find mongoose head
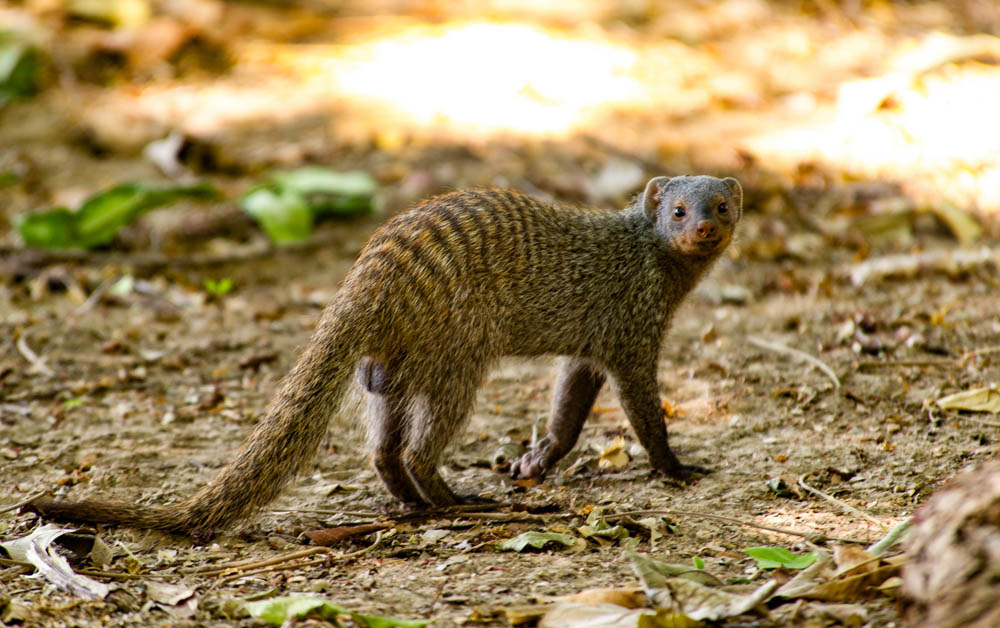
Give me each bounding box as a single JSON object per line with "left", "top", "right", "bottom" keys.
{"left": 641, "top": 175, "right": 742, "bottom": 258}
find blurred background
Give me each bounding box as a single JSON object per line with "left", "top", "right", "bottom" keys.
{"left": 2, "top": 0, "right": 999, "bottom": 256}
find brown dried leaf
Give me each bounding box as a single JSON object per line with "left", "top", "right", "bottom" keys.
{"left": 832, "top": 544, "right": 877, "bottom": 577}
{"left": 559, "top": 588, "right": 648, "bottom": 609}
{"left": 303, "top": 522, "right": 390, "bottom": 547}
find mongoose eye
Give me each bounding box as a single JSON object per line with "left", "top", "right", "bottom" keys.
{"left": 673, "top": 206, "right": 686, "bottom": 218}
{"left": 718, "top": 203, "right": 728, "bottom": 214}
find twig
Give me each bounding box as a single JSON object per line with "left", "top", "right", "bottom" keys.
{"left": 601, "top": 509, "right": 865, "bottom": 545}
{"left": 798, "top": 473, "right": 888, "bottom": 530}
{"left": 212, "top": 531, "right": 385, "bottom": 588}
{"left": 747, "top": 336, "right": 840, "bottom": 389}
{"left": 0, "top": 558, "right": 34, "bottom": 568}
{"left": 216, "top": 557, "right": 329, "bottom": 587}
{"left": 857, "top": 359, "right": 958, "bottom": 369}
{"left": 68, "top": 277, "right": 114, "bottom": 321}
{"left": 77, "top": 570, "right": 147, "bottom": 580}
{"left": 182, "top": 547, "right": 334, "bottom": 576}
{"left": 962, "top": 346, "right": 1000, "bottom": 366}
{"left": 0, "top": 491, "right": 48, "bottom": 515}
{"left": 16, "top": 334, "right": 55, "bottom": 377}
{"left": 832, "top": 551, "right": 904, "bottom": 579}
{"left": 867, "top": 517, "right": 913, "bottom": 555}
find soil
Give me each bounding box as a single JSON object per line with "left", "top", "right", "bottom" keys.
{"left": 2, "top": 2, "right": 999, "bottom": 627}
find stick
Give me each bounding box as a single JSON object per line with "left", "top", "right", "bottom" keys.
{"left": 867, "top": 517, "right": 913, "bottom": 555}
{"left": 748, "top": 336, "right": 840, "bottom": 389}
{"left": 798, "top": 473, "right": 888, "bottom": 530}
{"left": 182, "top": 547, "right": 334, "bottom": 576}
{"left": 0, "top": 491, "right": 48, "bottom": 515}
{"left": 602, "top": 509, "right": 865, "bottom": 545}
{"left": 857, "top": 359, "right": 958, "bottom": 369}
{"left": 16, "top": 334, "right": 55, "bottom": 377}
{"left": 216, "top": 557, "right": 329, "bottom": 587}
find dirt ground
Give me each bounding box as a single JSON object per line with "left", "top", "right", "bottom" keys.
{"left": 2, "top": 1, "right": 1000, "bottom": 627}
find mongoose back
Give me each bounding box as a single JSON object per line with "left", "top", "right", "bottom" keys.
{"left": 30, "top": 175, "right": 742, "bottom": 535}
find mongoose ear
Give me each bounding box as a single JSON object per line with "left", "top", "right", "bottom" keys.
{"left": 642, "top": 176, "right": 672, "bottom": 221}
{"left": 722, "top": 177, "right": 743, "bottom": 219}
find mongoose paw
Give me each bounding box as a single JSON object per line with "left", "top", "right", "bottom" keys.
{"left": 654, "top": 462, "right": 713, "bottom": 481}
{"left": 455, "top": 493, "right": 497, "bottom": 505}
{"left": 510, "top": 441, "right": 554, "bottom": 481}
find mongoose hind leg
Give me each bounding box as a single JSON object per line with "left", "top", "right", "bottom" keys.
{"left": 359, "top": 358, "right": 427, "bottom": 505}
{"left": 403, "top": 381, "right": 488, "bottom": 506}
{"left": 512, "top": 358, "right": 606, "bottom": 480}
{"left": 611, "top": 361, "right": 711, "bottom": 480}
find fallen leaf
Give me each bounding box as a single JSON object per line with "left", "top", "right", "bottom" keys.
{"left": 628, "top": 551, "right": 725, "bottom": 588}
{"left": 745, "top": 546, "right": 817, "bottom": 570}
{"left": 559, "top": 588, "right": 648, "bottom": 609}
{"left": 540, "top": 603, "right": 702, "bottom": 628}
{"left": 245, "top": 596, "right": 428, "bottom": 627}
{"left": 498, "top": 531, "right": 577, "bottom": 552}
{"left": 646, "top": 577, "right": 777, "bottom": 622}
{"left": 145, "top": 580, "right": 195, "bottom": 606}
{"left": 936, "top": 387, "right": 1000, "bottom": 413}
{"left": 0, "top": 524, "right": 109, "bottom": 599}
{"left": 303, "top": 522, "right": 389, "bottom": 547}
{"left": 832, "top": 545, "right": 877, "bottom": 577}
{"left": 599, "top": 438, "right": 630, "bottom": 470}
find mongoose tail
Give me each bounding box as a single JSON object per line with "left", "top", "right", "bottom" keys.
{"left": 29, "top": 305, "right": 361, "bottom": 535}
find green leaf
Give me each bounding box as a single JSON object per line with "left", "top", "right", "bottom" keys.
{"left": 203, "top": 277, "right": 233, "bottom": 297}
{"left": 16, "top": 182, "right": 219, "bottom": 250}
{"left": 244, "top": 596, "right": 428, "bottom": 628}
{"left": 353, "top": 612, "right": 431, "bottom": 628}
{"left": 745, "top": 546, "right": 817, "bottom": 570}
{"left": 15, "top": 208, "right": 77, "bottom": 249}
{"left": 245, "top": 597, "right": 341, "bottom": 625}
{"left": 0, "top": 33, "right": 42, "bottom": 106}
{"left": 272, "top": 167, "right": 376, "bottom": 200}
{"left": 692, "top": 556, "right": 705, "bottom": 570}
{"left": 239, "top": 168, "right": 377, "bottom": 244}
{"left": 498, "top": 531, "right": 577, "bottom": 552}
{"left": 239, "top": 185, "right": 313, "bottom": 244}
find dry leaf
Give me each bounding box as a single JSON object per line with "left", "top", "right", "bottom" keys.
{"left": 936, "top": 387, "right": 1000, "bottom": 413}
{"left": 0, "top": 524, "right": 109, "bottom": 599}
{"left": 560, "top": 588, "right": 648, "bottom": 609}
{"left": 599, "top": 438, "right": 630, "bottom": 470}
{"left": 303, "top": 522, "right": 389, "bottom": 547}
{"left": 832, "top": 545, "right": 877, "bottom": 577}
{"left": 145, "top": 580, "right": 195, "bottom": 606}
{"left": 647, "top": 578, "right": 776, "bottom": 622}
{"left": 541, "top": 603, "right": 702, "bottom": 628}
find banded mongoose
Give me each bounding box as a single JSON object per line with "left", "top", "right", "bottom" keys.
{"left": 30, "top": 174, "right": 742, "bottom": 535}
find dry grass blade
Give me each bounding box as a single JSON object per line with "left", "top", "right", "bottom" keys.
{"left": 16, "top": 335, "right": 55, "bottom": 378}
{"left": 798, "top": 473, "right": 888, "bottom": 530}
{"left": 747, "top": 336, "right": 840, "bottom": 389}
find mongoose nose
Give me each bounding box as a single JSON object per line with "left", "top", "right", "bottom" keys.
{"left": 696, "top": 221, "right": 718, "bottom": 239}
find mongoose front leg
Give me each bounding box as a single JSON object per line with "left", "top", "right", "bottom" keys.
{"left": 612, "top": 363, "right": 711, "bottom": 479}
{"left": 511, "top": 359, "right": 606, "bottom": 480}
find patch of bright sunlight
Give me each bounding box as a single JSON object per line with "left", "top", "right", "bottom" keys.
{"left": 318, "top": 22, "right": 644, "bottom": 135}
{"left": 746, "top": 33, "right": 1000, "bottom": 213}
